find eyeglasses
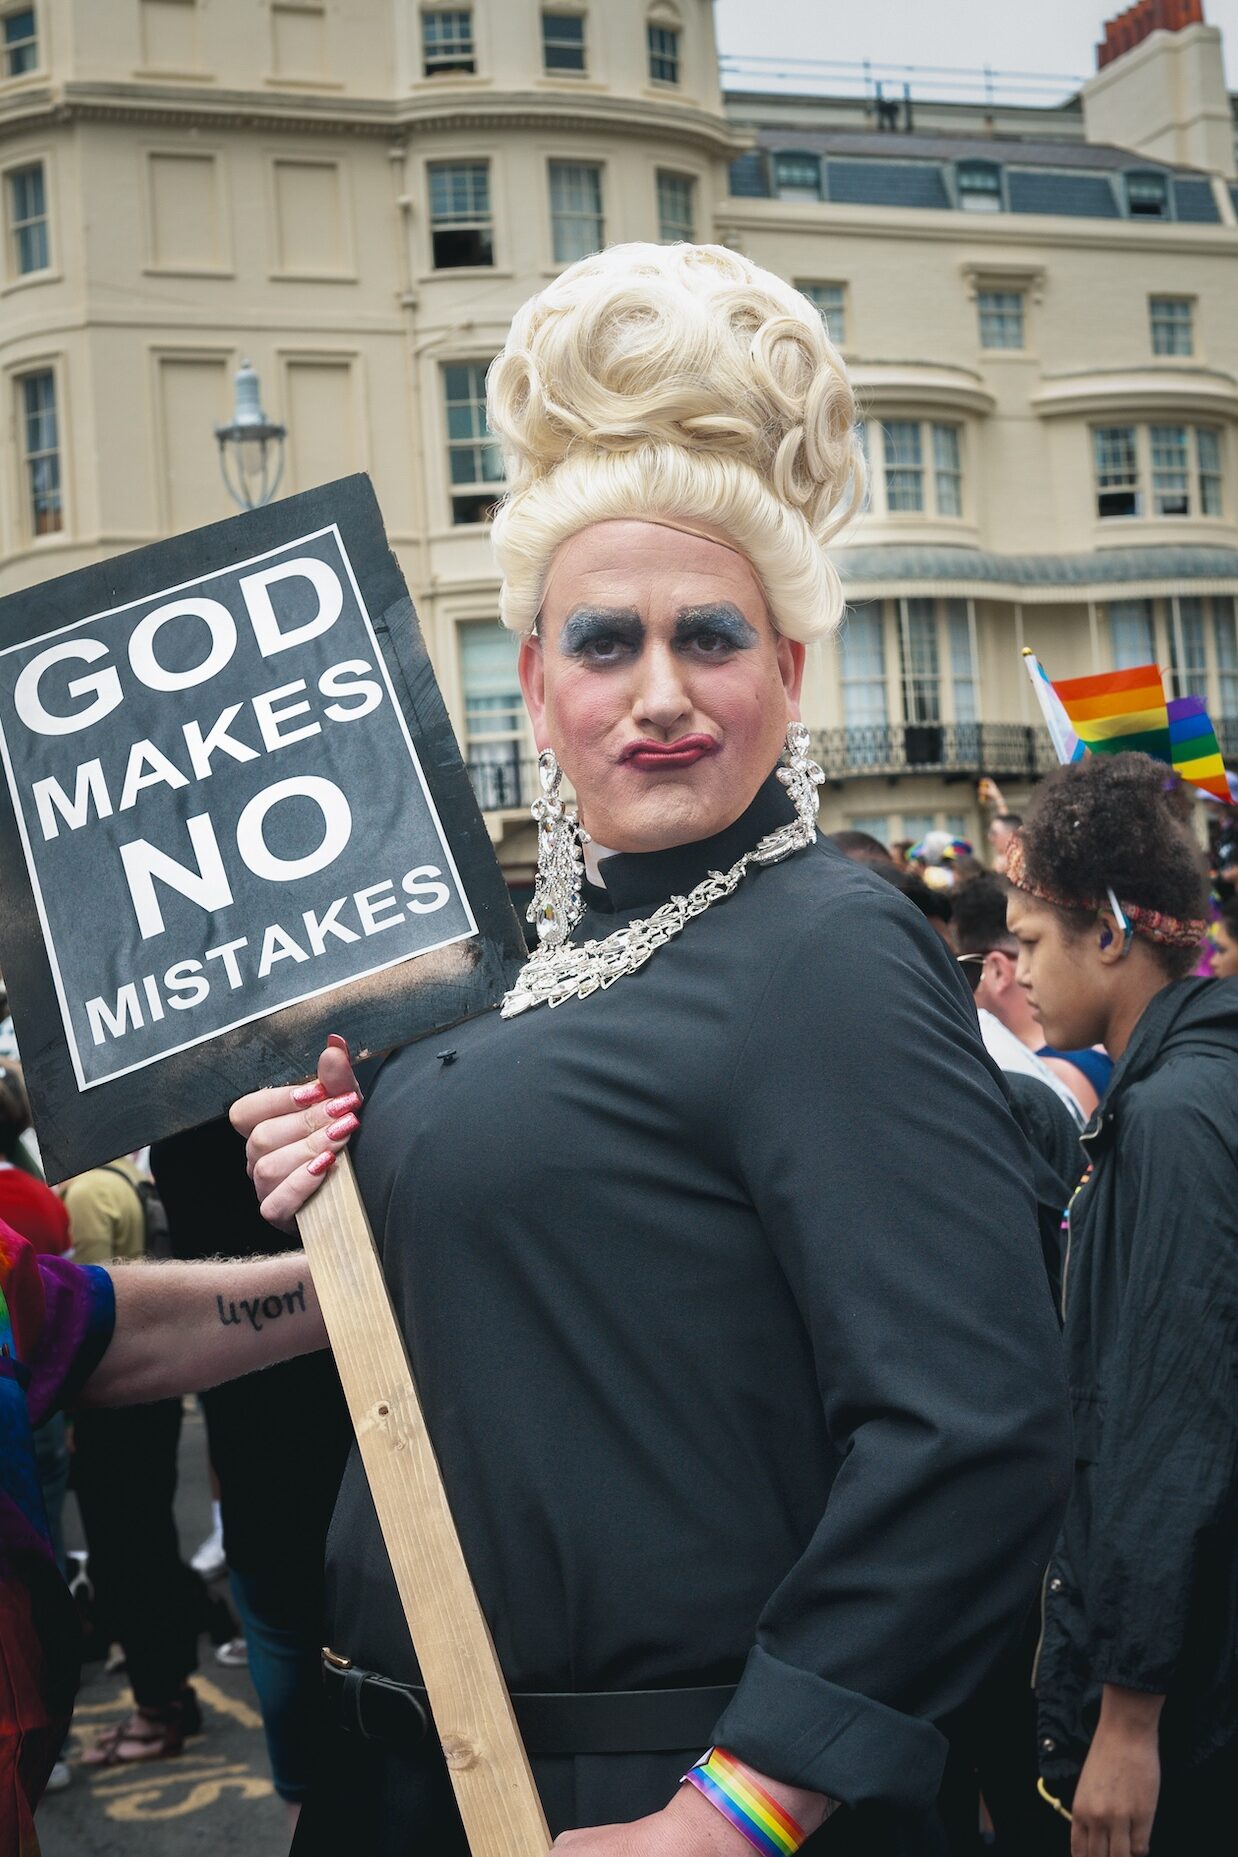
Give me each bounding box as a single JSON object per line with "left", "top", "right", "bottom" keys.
{"left": 956, "top": 951, "right": 995, "bottom": 991}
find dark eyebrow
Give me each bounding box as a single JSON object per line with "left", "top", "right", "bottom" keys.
{"left": 673, "top": 604, "right": 759, "bottom": 647}
{"left": 558, "top": 607, "right": 644, "bottom": 654}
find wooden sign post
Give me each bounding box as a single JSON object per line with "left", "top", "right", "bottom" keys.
{"left": 300, "top": 1157, "right": 551, "bottom": 1855}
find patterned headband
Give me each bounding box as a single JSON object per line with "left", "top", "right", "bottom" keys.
{"left": 1004, "top": 835, "right": 1206, "bottom": 949}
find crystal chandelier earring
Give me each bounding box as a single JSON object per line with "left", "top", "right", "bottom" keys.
{"left": 776, "top": 722, "right": 824, "bottom": 848}
{"left": 527, "top": 749, "right": 589, "bottom": 947}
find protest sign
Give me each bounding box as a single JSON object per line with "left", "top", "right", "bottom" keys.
{"left": 0, "top": 474, "right": 526, "bottom": 1179}
{"left": 0, "top": 474, "right": 549, "bottom": 1854}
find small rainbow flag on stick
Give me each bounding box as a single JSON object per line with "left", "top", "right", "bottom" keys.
{"left": 1167, "top": 694, "right": 1232, "bottom": 803}
{"left": 1049, "top": 663, "right": 1171, "bottom": 762}
{"left": 1022, "top": 649, "right": 1233, "bottom": 802}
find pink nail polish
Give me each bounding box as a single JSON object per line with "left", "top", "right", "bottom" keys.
{"left": 292, "top": 1080, "right": 327, "bottom": 1106}
{"left": 327, "top": 1033, "right": 351, "bottom": 1056}
{"left": 306, "top": 1150, "right": 336, "bottom": 1177}
{"left": 326, "top": 1112, "right": 359, "bottom": 1141}
{"left": 324, "top": 1091, "right": 361, "bottom": 1118}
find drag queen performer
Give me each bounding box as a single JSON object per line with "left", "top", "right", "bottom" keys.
{"left": 234, "top": 244, "right": 1071, "bottom": 1854}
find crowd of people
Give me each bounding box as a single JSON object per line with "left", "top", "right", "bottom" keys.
{"left": 0, "top": 243, "right": 1235, "bottom": 1857}
{"left": 0, "top": 1064, "right": 352, "bottom": 1827}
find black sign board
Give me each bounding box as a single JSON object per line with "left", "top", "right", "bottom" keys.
{"left": 0, "top": 475, "right": 526, "bottom": 1181}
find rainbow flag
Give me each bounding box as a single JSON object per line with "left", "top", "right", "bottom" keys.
{"left": 1023, "top": 649, "right": 1234, "bottom": 802}
{"left": 1050, "top": 663, "right": 1171, "bottom": 762}
{"left": 1167, "top": 694, "right": 1231, "bottom": 803}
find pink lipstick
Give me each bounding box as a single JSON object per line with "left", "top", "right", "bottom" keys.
{"left": 619, "top": 734, "right": 721, "bottom": 772}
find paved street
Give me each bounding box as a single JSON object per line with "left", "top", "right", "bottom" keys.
{"left": 35, "top": 1403, "right": 291, "bottom": 1857}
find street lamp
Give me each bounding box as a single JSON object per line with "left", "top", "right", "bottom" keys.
{"left": 214, "top": 359, "right": 286, "bottom": 510}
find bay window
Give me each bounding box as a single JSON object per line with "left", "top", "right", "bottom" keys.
{"left": 443, "top": 362, "right": 504, "bottom": 524}
{"left": 1107, "top": 595, "right": 1238, "bottom": 720}
{"left": 1150, "top": 425, "right": 1189, "bottom": 516}
{"left": 1107, "top": 598, "right": 1155, "bottom": 668}
{"left": 900, "top": 598, "right": 941, "bottom": 725}
{"left": 549, "top": 160, "right": 603, "bottom": 264}
{"left": 873, "top": 418, "right": 966, "bottom": 519}
{"left": 1214, "top": 599, "right": 1238, "bottom": 717}
{"left": 1093, "top": 422, "right": 1224, "bottom": 521}
{"left": 1093, "top": 426, "right": 1140, "bottom": 518}
{"left": 839, "top": 603, "right": 888, "bottom": 764}
{"left": 428, "top": 160, "right": 493, "bottom": 268}
{"left": 1167, "top": 596, "right": 1208, "bottom": 700}
{"left": 19, "top": 367, "right": 62, "bottom": 537}
{"left": 460, "top": 621, "right": 525, "bottom": 809}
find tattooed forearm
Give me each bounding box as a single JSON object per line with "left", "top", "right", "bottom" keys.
{"left": 80, "top": 1258, "right": 327, "bottom": 1405}
{"left": 217, "top": 1280, "right": 307, "bottom": 1331}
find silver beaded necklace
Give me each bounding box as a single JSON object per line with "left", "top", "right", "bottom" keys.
{"left": 500, "top": 724, "right": 824, "bottom": 1019}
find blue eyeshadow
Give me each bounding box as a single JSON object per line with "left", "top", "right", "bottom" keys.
{"left": 558, "top": 608, "right": 644, "bottom": 655}
{"left": 675, "top": 605, "right": 758, "bottom": 648}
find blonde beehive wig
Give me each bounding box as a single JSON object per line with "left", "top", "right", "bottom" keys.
{"left": 487, "top": 242, "right": 863, "bottom": 643}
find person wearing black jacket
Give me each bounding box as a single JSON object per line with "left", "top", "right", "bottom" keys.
{"left": 234, "top": 245, "right": 1074, "bottom": 1855}
{"left": 1004, "top": 753, "right": 1238, "bottom": 1857}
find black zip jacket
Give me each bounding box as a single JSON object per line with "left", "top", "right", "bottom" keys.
{"left": 1036, "top": 977, "right": 1238, "bottom": 1783}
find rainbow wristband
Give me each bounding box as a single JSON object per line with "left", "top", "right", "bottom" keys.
{"left": 683, "top": 1746, "right": 808, "bottom": 1855}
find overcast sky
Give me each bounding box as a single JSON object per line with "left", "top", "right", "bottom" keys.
{"left": 714, "top": 1, "right": 1238, "bottom": 104}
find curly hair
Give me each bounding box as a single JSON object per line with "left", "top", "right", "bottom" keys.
{"left": 1017, "top": 754, "right": 1207, "bottom": 977}
{"left": 486, "top": 242, "right": 863, "bottom": 642}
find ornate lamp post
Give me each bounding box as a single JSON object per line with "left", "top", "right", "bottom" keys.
{"left": 214, "top": 359, "right": 287, "bottom": 510}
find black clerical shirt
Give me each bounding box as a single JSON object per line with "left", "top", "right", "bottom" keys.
{"left": 324, "top": 773, "right": 1071, "bottom": 1812}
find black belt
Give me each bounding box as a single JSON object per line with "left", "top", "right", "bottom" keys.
{"left": 322, "top": 1651, "right": 734, "bottom": 1756}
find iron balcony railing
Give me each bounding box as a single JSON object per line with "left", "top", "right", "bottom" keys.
{"left": 807, "top": 722, "right": 1065, "bottom": 782}
{"left": 465, "top": 719, "right": 1238, "bottom": 814}
{"left": 465, "top": 756, "right": 544, "bottom": 814}
{"left": 463, "top": 724, "right": 1059, "bottom": 813}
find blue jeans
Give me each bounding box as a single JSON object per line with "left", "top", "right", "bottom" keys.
{"left": 228, "top": 1565, "right": 327, "bottom": 1804}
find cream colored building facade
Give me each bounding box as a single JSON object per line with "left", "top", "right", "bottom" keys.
{"left": 2, "top": 0, "right": 1236, "bottom": 881}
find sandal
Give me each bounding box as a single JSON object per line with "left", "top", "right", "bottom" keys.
{"left": 79, "top": 1686, "right": 201, "bottom": 1768}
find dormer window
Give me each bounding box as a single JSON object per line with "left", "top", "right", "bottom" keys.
{"left": 1126, "top": 171, "right": 1169, "bottom": 217}
{"left": 772, "top": 151, "right": 823, "bottom": 202}
{"left": 957, "top": 161, "right": 1001, "bottom": 213}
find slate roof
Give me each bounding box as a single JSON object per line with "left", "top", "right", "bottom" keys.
{"left": 825, "top": 160, "right": 951, "bottom": 209}
{"left": 747, "top": 126, "right": 1210, "bottom": 176}
{"left": 836, "top": 544, "right": 1238, "bottom": 590}
{"left": 729, "top": 126, "right": 1227, "bottom": 221}
{"left": 1005, "top": 169, "right": 1120, "bottom": 217}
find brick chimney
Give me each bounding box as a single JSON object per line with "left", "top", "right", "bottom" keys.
{"left": 1096, "top": 1, "right": 1204, "bottom": 71}
{"left": 1083, "top": 1, "right": 1234, "bottom": 177}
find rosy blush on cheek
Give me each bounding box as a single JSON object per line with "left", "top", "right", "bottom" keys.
{"left": 545, "top": 675, "right": 631, "bottom": 777}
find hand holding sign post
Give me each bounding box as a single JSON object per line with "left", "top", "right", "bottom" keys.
{"left": 0, "top": 477, "right": 550, "bottom": 1854}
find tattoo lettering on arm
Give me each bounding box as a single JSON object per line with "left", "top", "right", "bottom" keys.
{"left": 216, "top": 1280, "right": 308, "bottom": 1333}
